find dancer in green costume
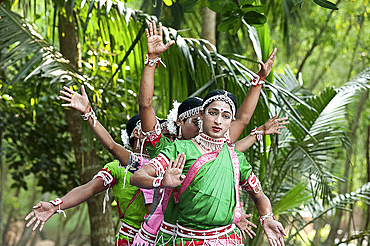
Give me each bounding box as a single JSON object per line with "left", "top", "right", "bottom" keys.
{"left": 25, "top": 86, "right": 155, "bottom": 245}
{"left": 131, "top": 90, "right": 287, "bottom": 246}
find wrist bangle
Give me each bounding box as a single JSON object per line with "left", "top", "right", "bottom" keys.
{"left": 153, "top": 177, "right": 163, "bottom": 188}
{"left": 250, "top": 127, "right": 264, "bottom": 153}
{"left": 251, "top": 74, "right": 265, "bottom": 87}
{"left": 144, "top": 54, "right": 166, "bottom": 68}
{"left": 259, "top": 212, "right": 275, "bottom": 226}
{"left": 81, "top": 107, "right": 97, "bottom": 127}
{"left": 49, "top": 198, "right": 66, "bottom": 217}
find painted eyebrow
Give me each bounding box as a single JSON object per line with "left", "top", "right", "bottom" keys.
{"left": 209, "top": 107, "right": 232, "bottom": 115}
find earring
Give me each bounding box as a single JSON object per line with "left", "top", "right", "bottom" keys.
{"left": 136, "top": 138, "right": 140, "bottom": 150}
{"left": 178, "top": 125, "right": 182, "bottom": 139}
{"left": 198, "top": 117, "right": 203, "bottom": 133}
{"left": 225, "top": 129, "right": 231, "bottom": 144}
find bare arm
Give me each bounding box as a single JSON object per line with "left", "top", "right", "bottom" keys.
{"left": 234, "top": 116, "right": 289, "bottom": 152}
{"left": 25, "top": 178, "right": 106, "bottom": 231}
{"left": 130, "top": 165, "right": 158, "bottom": 188}
{"left": 130, "top": 153, "right": 186, "bottom": 188}
{"left": 248, "top": 190, "right": 286, "bottom": 246}
{"left": 139, "top": 21, "right": 175, "bottom": 132}
{"left": 59, "top": 85, "right": 130, "bottom": 165}
{"left": 229, "top": 48, "right": 277, "bottom": 142}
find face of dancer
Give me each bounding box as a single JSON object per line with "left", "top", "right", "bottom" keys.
{"left": 202, "top": 101, "right": 233, "bottom": 139}
{"left": 177, "top": 113, "right": 201, "bottom": 140}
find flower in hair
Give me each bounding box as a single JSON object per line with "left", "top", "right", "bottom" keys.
{"left": 166, "top": 100, "right": 181, "bottom": 135}
{"left": 121, "top": 129, "right": 131, "bottom": 149}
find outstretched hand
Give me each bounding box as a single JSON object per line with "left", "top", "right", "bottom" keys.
{"left": 146, "top": 21, "right": 175, "bottom": 57}
{"left": 263, "top": 219, "right": 286, "bottom": 246}
{"left": 257, "top": 47, "right": 277, "bottom": 81}
{"left": 59, "top": 85, "right": 90, "bottom": 114}
{"left": 25, "top": 201, "right": 56, "bottom": 231}
{"left": 262, "top": 116, "right": 289, "bottom": 135}
{"left": 236, "top": 213, "right": 257, "bottom": 239}
{"left": 162, "top": 153, "right": 186, "bottom": 188}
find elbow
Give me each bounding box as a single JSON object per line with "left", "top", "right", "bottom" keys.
{"left": 237, "top": 115, "right": 252, "bottom": 127}
{"left": 138, "top": 96, "right": 153, "bottom": 110}
{"left": 130, "top": 174, "right": 137, "bottom": 187}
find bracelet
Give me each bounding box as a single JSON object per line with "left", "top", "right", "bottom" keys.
{"left": 251, "top": 74, "right": 265, "bottom": 87}
{"left": 49, "top": 198, "right": 66, "bottom": 217}
{"left": 153, "top": 177, "right": 163, "bottom": 188}
{"left": 250, "top": 127, "right": 264, "bottom": 153}
{"left": 144, "top": 54, "right": 166, "bottom": 68}
{"left": 81, "top": 107, "right": 97, "bottom": 127}
{"left": 259, "top": 212, "right": 276, "bottom": 226}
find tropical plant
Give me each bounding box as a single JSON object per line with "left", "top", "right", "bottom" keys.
{"left": 1, "top": 1, "right": 370, "bottom": 245}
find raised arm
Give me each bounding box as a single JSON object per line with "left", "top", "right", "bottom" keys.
{"left": 234, "top": 116, "right": 289, "bottom": 152}
{"left": 139, "top": 21, "right": 175, "bottom": 132}
{"left": 248, "top": 190, "right": 286, "bottom": 246}
{"left": 229, "top": 48, "right": 277, "bottom": 142}
{"left": 25, "top": 178, "right": 106, "bottom": 231}
{"left": 59, "top": 85, "right": 130, "bottom": 165}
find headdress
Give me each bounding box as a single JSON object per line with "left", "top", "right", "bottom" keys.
{"left": 177, "top": 97, "right": 203, "bottom": 120}
{"left": 178, "top": 106, "right": 202, "bottom": 120}
{"left": 202, "top": 91, "right": 236, "bottom": 118}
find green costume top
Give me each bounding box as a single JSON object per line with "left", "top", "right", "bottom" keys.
{"left": 146, "top": 133, "right": 172, "bottom": 159}
{"left": 149, "top": 140, "right": 253, "bottom": 245}
{"left": 95, "top": 157, "right": 148, "bottom": 241}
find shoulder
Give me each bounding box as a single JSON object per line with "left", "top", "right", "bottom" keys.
{"left": 102, "top": 159, "right": 123, "bottom": 175}
{"left": 233, "top": 149, "right": 250, "bottom": 165}
{"left": 171, "top": 139, "right": 196, "bottom": 151}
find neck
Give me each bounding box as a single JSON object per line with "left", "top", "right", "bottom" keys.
{"left": 195, "top": 132, "right": 225, "bottom": 152}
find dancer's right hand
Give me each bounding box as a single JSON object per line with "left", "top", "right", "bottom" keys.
{"left": 162, "top": 153, "right": 186, "bottom": 188}
{"left": 146, "top": 21, "right": 175, "bottom": 57}
{"left": 236, "top": 213, "right": 257, "bottom": 239}
{"left": 59, "top": 85, "right": 90, "bottom": 114}
{"left": 25, "top": 201, "right": 56, "bottom": 231}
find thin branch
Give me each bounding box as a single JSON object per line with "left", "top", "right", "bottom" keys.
{"left": 296, "top": 0, "right": 342, "bottom": 78}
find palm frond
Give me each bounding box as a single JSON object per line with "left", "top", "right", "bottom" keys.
{"left": 287, "top": 182, "right": 370, "bottom": 241}
{"left": 0, "top": 5, "right": 85, "bottom": 86}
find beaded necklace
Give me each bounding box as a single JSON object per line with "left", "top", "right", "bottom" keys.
{"left": 195, "top": 132, "right": 225, "bottom": 152}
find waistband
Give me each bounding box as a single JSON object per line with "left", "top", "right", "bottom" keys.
{"left": 138, "top": 223, "right": 157, "bottom": 244}
{"left": 118, "top": 222, "right": 139, "bottom": 239}
{"left": 176, "top": 223, "right": 236, "bottom": 240}
{"left": 159, "top": 221, "right": 178, "bottom": 236}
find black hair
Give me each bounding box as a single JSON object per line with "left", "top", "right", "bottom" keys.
{"left": 177, "top": 97, "right": 203, "bottom": 119}
{"left": 202, "top": 90, "right": 237, "bottom": 114}
{"left": 126, "top": 114, "right": 141, "bottom": 148}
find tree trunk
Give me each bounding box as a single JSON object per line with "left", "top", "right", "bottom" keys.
{"left": 58, "top": 7, "right": 114, "bottom": 246}
{"left": 201, "top": 7, "right": 216, "bottom": 46}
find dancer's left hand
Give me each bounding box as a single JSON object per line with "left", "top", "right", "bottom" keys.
{"left": 146, "top": 21, "right": 175, "bottom": 57}
{"left": 162, "top": 153, "right": 186, "bottom": 188}
{"left": 261, "top": 116, "right": 289, "bottom": 135}
{"left": 257, "top": 47, "right": 277, "bottom": 81}
{"left": 263, "top": 219, "right": 286, "bottom": 246}
{"left": 236, "top": 213, "right": 257, "bottom": 239}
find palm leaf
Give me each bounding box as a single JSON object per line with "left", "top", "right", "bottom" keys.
{"left": 0, "top": 5, "right": 85, "bottom": 86}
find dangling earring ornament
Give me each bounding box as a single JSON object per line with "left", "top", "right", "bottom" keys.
{"left": 178, "top": 125, "right": 182, "bottom": 139}
{"left": 198, "top": 117, "right": 203, "bottom": 133}
{"left": 225, "top": 129, "right": 232, "bottom": 145}
{"left": 136, "top": 138, "right": 140, "bottom": 150}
